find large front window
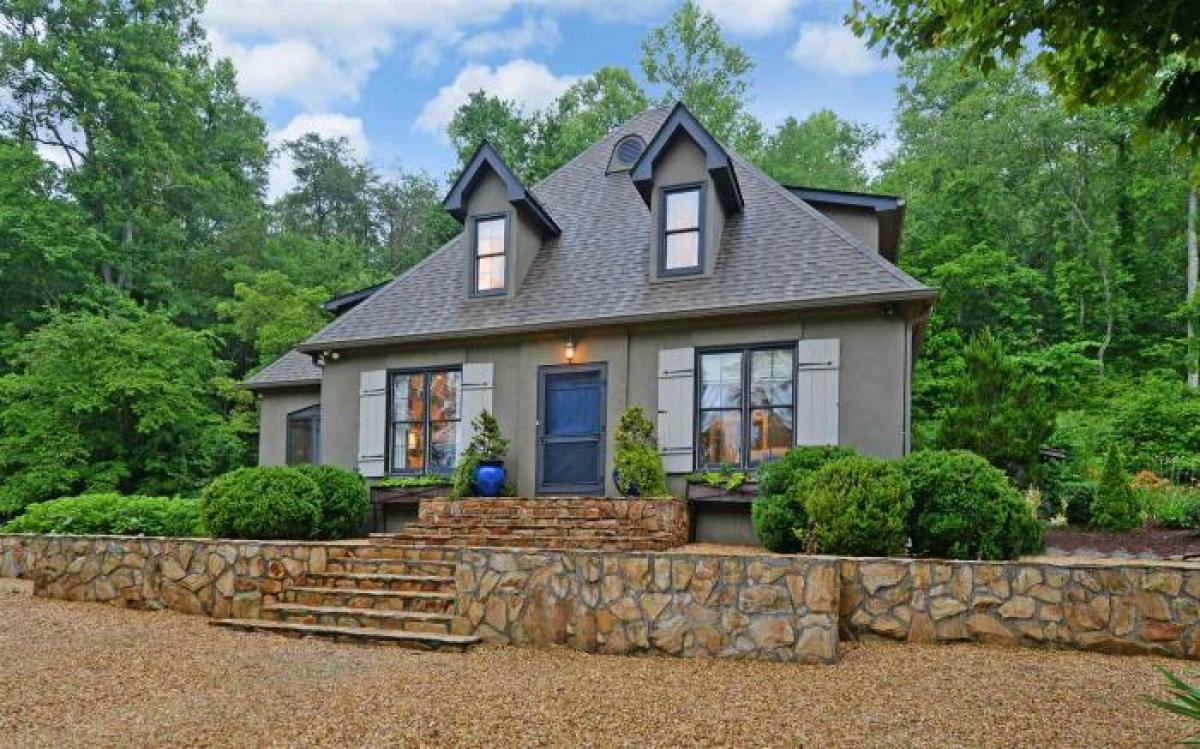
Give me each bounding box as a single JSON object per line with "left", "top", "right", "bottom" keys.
{"left": 661, "top": 185, "right": 702, "bottom": 273}
{"left": 697, "top": 347, "right": 794, "bottom": 469}
{"left": 389, "top": 368, "right": 461, "bottom": 473}
{"left": 473, "top": 215, "right": 507, "bottom": 293}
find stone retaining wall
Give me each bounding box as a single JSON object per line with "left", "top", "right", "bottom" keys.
{"left": 841, "top": 558, "right": 1200, "bottom": 658}
{"left": 0, "top": 534, "right": 339, "bottom": 619}
{"left": 453, "top": 548, "right": 840, "bottom": 662}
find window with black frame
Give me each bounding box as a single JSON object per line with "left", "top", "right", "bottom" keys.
{"left": 661, "top": 185, "right": 702, "bottom": 273}
{"left": 697, "top": 347, "right": 794, "bottom": 469}
{"left": 285, "top": 405, "right": 321, "bottom": 466}
{"left": 389, "top": 368, "right": 461, "bottom": 474}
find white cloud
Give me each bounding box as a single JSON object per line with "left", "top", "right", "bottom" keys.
{"left": 414, "top": 59, "right": 580, "bottom": 136}
{"left": 459, "top": 17, "right": 559, "bottom": 58}
{"left": 695, "top": 0, "right": 798, "bottom": 36}
{"left": 789, "top": 22, "right": 891, "bottom": 76}
{"left": 267, "top": 113, "right": 371, "bottom": 198}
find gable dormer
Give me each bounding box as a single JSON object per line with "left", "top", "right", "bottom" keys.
{"left": 443, "top": 142, "right": 560, "bottom": 298}
{"left": 631, "top": 103, "right": 743, "bottom": 281}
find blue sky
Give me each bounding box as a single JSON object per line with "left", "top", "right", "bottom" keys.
{"left": 200, "top": 1, "right": 899, "bottom": 196}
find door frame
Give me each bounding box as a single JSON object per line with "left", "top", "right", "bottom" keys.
{"left": 536, "top": 362, "right": 608, "bottom": 495}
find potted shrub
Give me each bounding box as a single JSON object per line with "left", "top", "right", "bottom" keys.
{"left": 452, "top": 411, "right": 510, "bottom": 497}
{"left": 612, "top": 406, "right": 667, "bottom": 496}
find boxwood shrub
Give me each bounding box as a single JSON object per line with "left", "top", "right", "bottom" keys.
{"left": 801, "top": 456, "right": 911, "bottom": 556}
{"left": 294, "top": 464, "right": 369, "bottom": 539}
{"left": 901, "top": 449, "right": 1043, "bottom": 560}
{"left": 200, "top": 467, "right": 322, "bottom": 540}
{"left": 751, "top": 445, "right": 857, "bottom": 552}
{"left": 2, "top": 493, "right": 202, "bottom": 536}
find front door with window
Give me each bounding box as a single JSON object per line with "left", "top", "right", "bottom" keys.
{"left": 537, "top": 364, "right": 607, "bottom": 494}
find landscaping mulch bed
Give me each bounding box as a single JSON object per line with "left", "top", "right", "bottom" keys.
{"left": 1044, "top": 525, "right": 1200, "bottom": 561}
{"left": 0, "top": 592, "right": 1191, "bottom": 747}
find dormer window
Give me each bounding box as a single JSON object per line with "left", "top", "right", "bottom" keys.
{"left": 661, "top": 185, "right": 703, "bottom": 273}
{"left": 473, "top": 215, "right": 507, "bottom": 293}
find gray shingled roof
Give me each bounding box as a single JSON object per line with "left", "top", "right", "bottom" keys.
{"left": 242, "top": 349, "right": 321, "bottom": 390}
{"left": 301, "top": 107, "right": 934, "bottom": 351}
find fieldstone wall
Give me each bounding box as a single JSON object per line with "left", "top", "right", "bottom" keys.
{"left": 0, "top": 534, "right": 339, "bottom": 619}
{"left": 452, "top": 548, "right": 840, "bottom": 662}
{"left": 841, "top": 558, "right": 1200, "bottom": 658}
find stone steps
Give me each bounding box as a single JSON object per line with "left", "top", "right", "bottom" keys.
{"left": 394, "top": 523, "right": 670, "bottom": 538}
{"left": 209, "top": 618, "right": 477, "bottom": 651}
{"left": 261, "top": 602, "right": 454, "bottom": 633}
{"left": 305, "top": 572, "right": 455, "bottom": 592}
{"left": 324, "top": 556, "right": 458, "bottom": 575}
{"left": 379, "top": 533, "right": 672, "bottom": 551}
{"left": 283, "top": 586, "right": 456, "bottom": 614}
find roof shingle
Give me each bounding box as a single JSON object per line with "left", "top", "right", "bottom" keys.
{"left": 302, "top": 106, "right": 934, "bottom": 351}
{"left": 242, "top": 349, "right": 321, "bottom": 390}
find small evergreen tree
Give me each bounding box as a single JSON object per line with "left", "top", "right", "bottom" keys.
{"left": 450, "top": 411, "right": 510, "bottom": 498}
{"left": 613, "top": 406, "right": 667, "bottom": 496}
{"left": 1091, "top": 444, "right": 1141, "bottom": 531}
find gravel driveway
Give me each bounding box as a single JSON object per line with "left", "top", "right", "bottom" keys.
{"left": 0, "top": 588, "right": 1190, "bottom": 748}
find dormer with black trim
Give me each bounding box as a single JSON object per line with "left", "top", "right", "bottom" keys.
{"left": 443, "top": 142, "right": 560, "bottom": 299}
{"left": 631, "top": 103, "right": 744, "bottom": 282}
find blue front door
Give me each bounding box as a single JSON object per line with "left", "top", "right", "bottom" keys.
{"left": 537, "top": 364, "right": 607, "bottom": 494}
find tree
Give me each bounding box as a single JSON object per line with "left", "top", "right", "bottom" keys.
{"left": 447, "top": 92, "right": 537, "bottom": 181}
{"left": 217, "top": 271, "right": 329, "bottom": 369}
{"left": 935, "top": 330, "right": 1055, "bottom": 484}
{"left": 1090, "top": 444, "right": 1140, "bottom": 531}
{"left": 1189, "top": 188, "right": 1198, "bottom": 388}
{"left": 852, "top": 0, "right": 1200, "bottom": 152}
{"left": 640, "top": 0, "right": 760, "bottom": 151}
{"left": 0, "top": 299, "right": 247, "bottom": 516}
{"left": 756, "top": 110, "right": 881, "bottom": 190}
{"left": 0, "top": 0, "right": 269, "bottom": 313}
{"left": 275, "top": 134, "right": 377, "bottom": 245}
{"left": 373, "top": 171, "right": 459, "bottom": 276}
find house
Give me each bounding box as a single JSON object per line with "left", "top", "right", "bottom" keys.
{"left": 243, "top": 104, "right": 936, "bottom": 543}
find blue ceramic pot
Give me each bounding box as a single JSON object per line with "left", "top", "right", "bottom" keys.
{"left": 612, "top": 468, "right": 641, "bottom": 497}
{"left": 473, "top": 460, "right": 507, "bottom": 497}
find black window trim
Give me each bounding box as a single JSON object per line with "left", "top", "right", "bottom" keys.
{"left": 386, "top": 364, "right": 463, "bottom": 476}
{"left": 693, "top": 342, "right": 798, "bottom": 471}
{"left": 658, "top": 182, "right": 705, "bottom": 277}
{"left": 470, "top": 211, "right": 509, "bottom": 298}
{"left": 285, "top": 404, "right": 321, "bottom": 466}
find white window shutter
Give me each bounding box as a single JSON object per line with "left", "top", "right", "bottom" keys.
{"left": 657, "top": 347, "right": 695, "bottom": 473}
{"left": 795, "top": 339, "right": 840, "bottom": 446}
{"left": 458, "top": 362, "right": 494, "bottom": 457}
{"left": 357, "top": 370, "right": 387, "bottom": 477}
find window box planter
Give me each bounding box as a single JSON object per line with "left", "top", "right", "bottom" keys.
{"left": 369, "top": 482, "right": 450, "bottom": 532}
{"left": 685, "top": 479, "right": 758, "bottom": 505}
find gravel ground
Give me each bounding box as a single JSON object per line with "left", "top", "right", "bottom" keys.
{"left": 0, "top": 590, "right": 1191, "bottom": 748}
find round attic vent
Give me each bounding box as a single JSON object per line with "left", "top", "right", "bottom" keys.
{"left": 608, "top": 134, "right": 646, "bottom": 172}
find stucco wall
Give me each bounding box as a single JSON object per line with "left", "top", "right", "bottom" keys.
{"left": 257, "top": 387, "right": 321, "bottom": 466}
{"left": 812, "top": 204, "right": 879, "bottom": 253}
{"left": 312, "top": 306, "right": 912, "bottom": 495}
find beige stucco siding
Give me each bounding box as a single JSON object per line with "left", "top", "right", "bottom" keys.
{"left": 257, "top": 388, "right": 321, "bottom": 466}
{"left": 813, "top": 204, "right": 879, "bottom": 253}
{"left": 296, "top": 306, "right": 912, "bottom": 497}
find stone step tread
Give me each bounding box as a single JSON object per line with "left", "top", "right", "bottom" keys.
{"left": 209, "top": 618, "right": 478, "bottom": 646}
{"left": 286, "top": 586, "right": 456, "bottom": 601}
{"left": 338, "top": 556, "right": 457, "bottom": 567}
{"left": 263, "top": 603, "right": 454, "bottom": 622}
{"left": 307, "top": 572, "right": 455, "bottom": 583}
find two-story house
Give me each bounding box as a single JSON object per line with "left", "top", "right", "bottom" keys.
{"left": 243, "top": 103, "right": 936, "bottom": 543}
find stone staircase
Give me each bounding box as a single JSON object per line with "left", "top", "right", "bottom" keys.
{"left": 377, "top": 497, "right": 688, "bottom": 552}
{"left": 210, "top": 546, "right": 478, "bottom": 651}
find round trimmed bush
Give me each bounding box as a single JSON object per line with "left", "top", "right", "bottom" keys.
{"left": 200, "top": 467, "right": 322, "bottom": 540}
{"left": 1062, "top": 481, "right": 1096, "bottom": 526}
{"left": 801, "top": 456, "right": 911, "bottom": 556}
{"left": 752, "top": 445, "right": 857, "bottom": 552}
{"left": 901, "top": 449, "right": 1043, "bottom": 560}
{"left": 295, "top": 465, "right": 369, "bottom": 539}
{"left": 2, "top": 493, "right": 202, "bottom": 536}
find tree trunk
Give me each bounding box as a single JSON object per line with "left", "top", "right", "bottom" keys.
{"left": 1189, "top": 186, "right": 1198, "bottom": 389}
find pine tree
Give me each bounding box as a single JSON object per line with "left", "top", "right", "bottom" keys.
{"left": 1090, "top": 445, "right": 1141, "bottom": 531}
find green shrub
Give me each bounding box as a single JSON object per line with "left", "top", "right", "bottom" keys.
{"left": 801, "top": 456, "right": 912, "bottom": 556}
{"left": 1062, "top": 481, "right": 1096, "bottom": 526}
{"left": 901, "top": 449, "right": 1043, "bottom": 560}
{"left": 1145, "top": 666, "right": 1200, "bottom": 741}
{"left": 2, "top": 493, "right": 203, "bottom": 536}
{"left": 450, "top": 411, "right": 511, "bottom": 498}
{"left": 1091, "top": 445, "right": 1141, "bottom": 531}
{"left": 295, "top": 465, "right": 369, "bottom": 539}
{"left": 200, "top": 467, "right": 322, "bottom": 540}
{"left": 751, "top": 446, "right": 857, "bottom": 553}
{"left": 1142, "top": 486, "right": 1200, "bottom": 530}
{"left": 613, "top": 407, "right": 667, "bottom": 496}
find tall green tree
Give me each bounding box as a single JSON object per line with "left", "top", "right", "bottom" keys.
{"left": 640, "top": 0, "right": 760, "bottom": 151}
{"left": 447, "top": 92, "right": 537, "bottom": 181}
{"left": 216, "top": 271, "right": 329, "bottom": 370}
{"left": 275, "top": 134, "right": 377, "bottom": 246}
{"left": 756, "top": 110, "right": 881, "bottom": 190}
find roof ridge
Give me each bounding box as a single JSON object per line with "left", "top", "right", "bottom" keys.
{"left": 728, "top": 151, "right": 931, "bottom": 291}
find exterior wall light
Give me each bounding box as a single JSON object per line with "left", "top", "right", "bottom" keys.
{"left": 564, "top": 334, "right": 576, "bottom": 364}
